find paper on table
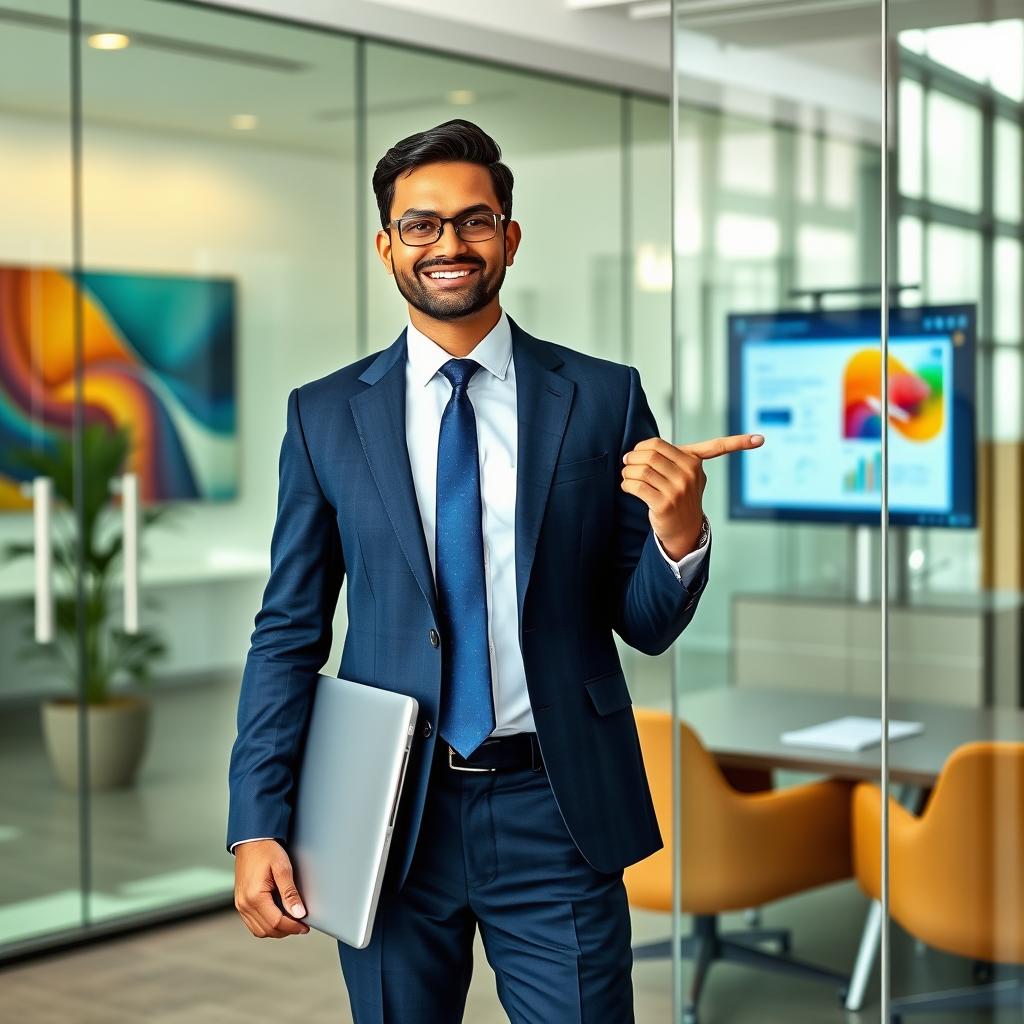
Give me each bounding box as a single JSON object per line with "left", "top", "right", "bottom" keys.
{"left": 780, "top": 716, "right": 923, "bottom": 753}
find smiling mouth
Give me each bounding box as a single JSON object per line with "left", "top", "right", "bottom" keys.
{"left": 421, "top": 267, "right": 480, "bottom": 282}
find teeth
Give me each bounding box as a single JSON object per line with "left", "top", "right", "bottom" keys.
{"left": 427, "top": 270, "right": 474, "bottom": 279}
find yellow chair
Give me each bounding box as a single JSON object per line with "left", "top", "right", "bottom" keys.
{"left": 852, "top": 741, "right": 1024, "bottom": 1022}
{"left": 626, "top": 707, "right": 854, "bottom": 1023}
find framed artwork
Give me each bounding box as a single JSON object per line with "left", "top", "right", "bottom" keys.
{"left": 0, "top": 264, "right": 237, "bottom": 510}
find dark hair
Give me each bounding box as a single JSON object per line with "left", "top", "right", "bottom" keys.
{"left": 372, "top": 118, "right": 514, "bottom": 230}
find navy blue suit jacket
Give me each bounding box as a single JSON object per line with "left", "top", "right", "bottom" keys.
{"left": 226, "top": 314, "right": 710, "bottom": 892}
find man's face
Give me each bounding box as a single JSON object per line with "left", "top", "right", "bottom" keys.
{"left": 375, "top": 161, "right": 520, "bottom": 322}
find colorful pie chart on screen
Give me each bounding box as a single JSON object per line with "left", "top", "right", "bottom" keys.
{"left": 843, "top": 349, "right": 943, "bottom": 442}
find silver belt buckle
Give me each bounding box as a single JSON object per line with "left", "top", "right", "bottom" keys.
{"left": 448, "top": 744, "right": 497, "bottom": 773}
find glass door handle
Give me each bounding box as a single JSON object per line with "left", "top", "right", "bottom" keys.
{"left": 121, "top": 471, "right": 140, "bottom": 635}
{"left": 21, "top": 476, "right": 55, "bottom": 644}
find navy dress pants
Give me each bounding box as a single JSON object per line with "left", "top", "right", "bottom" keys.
{"left": 337, "top": 736, "right": 635, "bottom": 1023}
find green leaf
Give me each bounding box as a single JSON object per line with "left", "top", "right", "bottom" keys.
{"left": 0, "top": 540, "right": 35, "bottom": 566}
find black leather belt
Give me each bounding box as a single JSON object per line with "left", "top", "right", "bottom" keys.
{"left": 439, "top": 733, "right": 543, "bottom": 773}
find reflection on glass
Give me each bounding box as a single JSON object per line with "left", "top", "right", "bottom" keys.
{"left": 926, "top": 91, "right": 982, "bottom": 214}
{"left": 995, "top": 237, "right": 1022, "bottom": 344}
{"left": 901, "top": 19, "right": 1024, "bottom": 101}
{"left": 995, "top": 118, "right": 1022, "bottom": 223}
{"left": 898, "top": 78, "right": 923, "bottom": 199}
{"left": 720, "top": 122, "right": 776, "bottom": 196}
{"left": 926, "top": 223, "right": 982, "bottom": 305}
{"left": 992, "top": 348, "right": 1023, "bottom": 442}
{"left": 823, "top": 138, "right": 857, "bottom": 209}
{"left": 898, "top": 216, "right": 922, "bottom": 297}
{"left": 797, "top": 225, "right": 857, "bottom": 292}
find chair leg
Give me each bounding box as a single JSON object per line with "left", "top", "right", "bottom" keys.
{"left": 684, "top": 931, "right": 715, "bottom": 1024}
{"left": 726, "top": 926, "right": 790, "bottom": 952}
{"left": 972, "top": 958, "right": 994, "bottom": 983}
{"left": 889, "top": 977, "right": 1023, "bottom": 1022}
{"left": 846, "top": 899, "right": 882, "bottom": 1012}
{"left": 632, "top": 937, "right": 673, "bottom": 961}
{"left": 722, "top": 938, "right": 849, "bottom": 987}
{"left": 631, "top": 935, "right": 700, "bottom": 961}
{"left": 632, "top": 914, "right": 848, "bottom": 1021}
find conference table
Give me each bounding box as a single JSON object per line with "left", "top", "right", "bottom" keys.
{"left": 674, "top": 686, "right": 1024, "bottom": 1012}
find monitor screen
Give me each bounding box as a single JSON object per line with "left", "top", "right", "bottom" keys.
{"left": 727, "top": 304, "right": 976, "bottom": 528}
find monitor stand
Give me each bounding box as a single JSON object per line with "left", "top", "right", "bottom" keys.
{"left": 849, "top": 524, "right": 909, "bottom": 605}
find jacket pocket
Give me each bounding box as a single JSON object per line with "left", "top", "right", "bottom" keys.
{"left": 552, "top": 450, "right": 608, "bottom": 485}
{"left": 584, "top": 668, "right": 633, "bottom": 715}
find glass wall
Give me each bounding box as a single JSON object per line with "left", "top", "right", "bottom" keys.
{"left": 0, "top": 4, "right": 677, "bottom": 1003}
{"left": 672, "top": 1, "right": 1024, "bottom": 1022}
{"left": 0, "top": 0, "right": 82, "bottom": 949}
{"left": 887, "top": 7, "right": 1024, "bottom": 1023}
{"left": 668, "top": 3, "right": 885, "bottom": 1022}
{"left": 0, "top": 0, "right": 360, "bottom": 953}
{"left": 78, "top": 0, "right": 360, "bottom": 930}
{"left": 15, "top": 0, "right": 1020, "bottom": 1018}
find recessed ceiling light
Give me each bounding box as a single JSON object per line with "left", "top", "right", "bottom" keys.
{"left": 447, "top": 90, "right": 475, "bottom": 105}
{"left": 230, "top": 114, "right": 258, "bottom": 130}
{"left": 88, "top": 33, "right": 130, "bottom": 50}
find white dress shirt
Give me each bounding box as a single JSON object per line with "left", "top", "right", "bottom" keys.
{"left": 231, "top": 309, "right": 710, "bottom": 852}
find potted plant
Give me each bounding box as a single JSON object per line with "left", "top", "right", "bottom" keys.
{"left": 2, "top": 421, "right": 176, "bottom": 790}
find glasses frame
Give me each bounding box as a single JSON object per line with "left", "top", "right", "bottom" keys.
{"left": 387, "top": 210, "right": 507, "bottom": 247}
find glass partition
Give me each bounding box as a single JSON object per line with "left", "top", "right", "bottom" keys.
{"left": 669, "top": 2, "right": 885, "bottom": 1020}
{"left": 0, "top": 1, "right": 685, "bottom": 992}
{"left": 887, "top": 6, "right": 1024, "bottom": 1022}
{"left": 72, "top": 0, "right": 358, "bottom": 928}
{"left": 0, "top": 0, "right": 84, "bottom": 951}
{"left": 0, "top": 0, "right": 358, "bottom": 953}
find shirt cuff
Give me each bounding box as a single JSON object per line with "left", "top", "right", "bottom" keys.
{"left": 230, "top": 837, "right": 275, "bottom": 854}
{"left": 653, "top": 517, "right": 711, "bottom": 588}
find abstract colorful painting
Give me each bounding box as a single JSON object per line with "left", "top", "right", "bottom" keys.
{"left": 843, "top": 348, "right": 943, "bottom": 443}
{"left": 0, "top": 265, "right": 236, "bottom": 511}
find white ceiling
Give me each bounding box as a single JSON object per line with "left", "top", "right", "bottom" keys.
{"left": 1, "top": 0, "right": 1019, "bottom": 154}
{"left": 569, "top": 0, "right": 1024, "bottom": 84}
{"left": 0, "top": 0, "right": 670, "bottom": 157}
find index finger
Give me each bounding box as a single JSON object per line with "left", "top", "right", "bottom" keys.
{"left": 679, "top": 433, "right": 764, "bottom": 460}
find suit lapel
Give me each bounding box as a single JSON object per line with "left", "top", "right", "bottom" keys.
{"left": 508, "top": 316, "right": 573, "bottom": 643}
{"left": 350, "top": 329, "right": 439, "bottom": 623}
{"left": 349, "top": 316, "right": 574, "bottom": 639}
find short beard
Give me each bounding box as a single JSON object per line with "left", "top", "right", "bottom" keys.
{"left": 392, "top": 257, "right": 506, "bottom": 322}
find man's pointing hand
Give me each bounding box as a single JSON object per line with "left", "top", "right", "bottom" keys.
{"left": 620, "top": 433, "right": 765, "bottom": 559}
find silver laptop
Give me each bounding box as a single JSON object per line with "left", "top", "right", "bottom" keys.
{"left": 287, "top": 673, "right": 418, "bottom": 949}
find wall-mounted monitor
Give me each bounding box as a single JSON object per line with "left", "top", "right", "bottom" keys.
{"left": 727, "top": 304, "right": 976, "bottom": 528}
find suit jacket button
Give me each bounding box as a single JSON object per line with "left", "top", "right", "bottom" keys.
{"left": 422, "top": 720, "right": 432, "bottom": 738}
{"left": 429, "top": 629, "right": 440, "bottom": 647}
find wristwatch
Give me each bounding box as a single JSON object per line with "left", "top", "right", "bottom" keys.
{"left": 694, "top": 513, "right": 710, "bottom": 551}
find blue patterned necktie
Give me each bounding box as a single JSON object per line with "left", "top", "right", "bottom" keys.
{"left": 435, "top": 357, "right": 496, "bottom": 759}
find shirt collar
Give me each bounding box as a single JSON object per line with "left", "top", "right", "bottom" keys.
{"left": 405, "top": 308, "right": 513, "bottom": 388}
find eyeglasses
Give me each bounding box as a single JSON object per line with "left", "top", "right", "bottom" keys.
{"left": 388, "top": 210, "right": 506, "bottom": 247}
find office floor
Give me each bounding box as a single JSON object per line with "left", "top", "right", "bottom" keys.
{"left": 5, "top": 883, "right": 1022, "bottom": 1022}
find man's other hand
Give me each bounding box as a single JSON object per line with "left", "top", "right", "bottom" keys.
{"left": 234, "top": 839, "right": 311, "bottom": 938}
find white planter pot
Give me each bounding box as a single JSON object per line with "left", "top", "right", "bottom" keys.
{"left": 40, "top": 695, "right": 151, "bottom": 790}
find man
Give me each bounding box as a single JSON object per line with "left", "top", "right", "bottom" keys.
{"left": 228, "top": 118, "right": 763, "bottom": 1022}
